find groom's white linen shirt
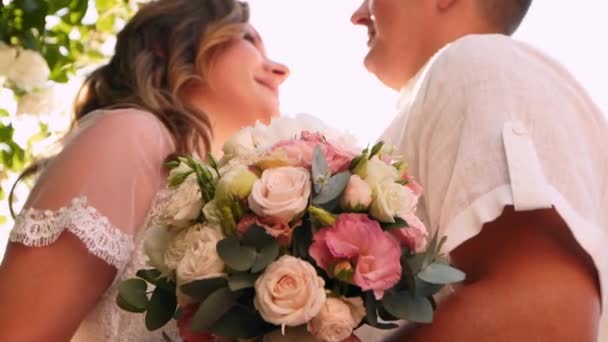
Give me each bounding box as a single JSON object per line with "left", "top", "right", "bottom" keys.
{"left": 380, "top": 34, "right": 607, "bottom": 340}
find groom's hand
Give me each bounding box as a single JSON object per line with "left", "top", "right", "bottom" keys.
{"left": 388, "top": 206, "right": 601, "bottom": 342}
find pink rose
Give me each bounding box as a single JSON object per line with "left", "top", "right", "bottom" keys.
{"left": 389, "top": 214, "right": 429, "bottom": 254}
{"left": 402, "top": 171, "right": 423, "bottom": 197}
{"left": 308, "top": 297, "right": 366, "bottom": 342}
{"left": 340, "top": 175, "right": 373, "bottom": 211}
{"left": 237, "top": 214, "right": 297, "bottom": 247}
{"left": 262, "top": 131, "right": 354, "bottom": 174}
{"left": 309, "top": 213, "right": 402, "bottom": 299}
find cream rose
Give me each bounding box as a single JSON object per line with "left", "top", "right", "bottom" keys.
{"left": 8, "top": 49, "right": 50, "bottom": 91}
{"left": 308, "top": 297, "right": 365, "bottom": 342}
{"left": 161, "top": 174, "right": 204, "bottom": 229}
{"left": 176, "top": 227, "right": 225, "bottom": 285}
{"left": 222, "top": 128, "right": 257, "bottom": 159}
{"left": 142, "top": 223, "right": 172, "bottom": 275}
{"left": 254, "top": 256, "right": 326, "bottom": 329}
{"left": 0, "top": 42, "right": 17, "bottom": 76}
{"left": 340, "top": 175, "right": 373, "bottom": 211}
{"left": 365, "top": 157, "right": 399, "bottom": 188}
{"left": 248, "top": 167, "right": 311, "bottom": 223}
{"left": 370, "top": 182, "right": 418, "bottom": 223}
{"left": 164, "top": 225, "right": 201, "bottom": 271}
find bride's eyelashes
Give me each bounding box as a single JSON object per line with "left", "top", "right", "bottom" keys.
{"left": 243, "top": 33, "right": 256, "bottom": 45}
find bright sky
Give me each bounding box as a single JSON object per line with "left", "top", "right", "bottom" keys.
{"left": 248, "top": 0, "right": 608, "bottom": 144}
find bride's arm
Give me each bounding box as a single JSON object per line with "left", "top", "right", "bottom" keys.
{"left": 387, "top": 208, "right": 600, "bottom": 342}
{"left": 0, "top": 110, "right": 173, "bottom": 341}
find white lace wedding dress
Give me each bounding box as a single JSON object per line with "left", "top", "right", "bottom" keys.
{"left": 9, "top": 109, "right": 180, "bottom": 341}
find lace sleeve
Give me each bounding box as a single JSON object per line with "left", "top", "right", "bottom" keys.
{"left": 9, "top": 109, "right": 175, "bottom": 270}
{"left": 10, "top": 197, "right": 134, "bottom": 270}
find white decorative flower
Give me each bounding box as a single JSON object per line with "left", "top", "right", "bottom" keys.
{"left": 142, "top": 223, "right": 173, "bottom": 275}
{"left": 163, "top": 225, "right": 199, "bottom": 271}
{"left": 176, "top": 226, "right": 225, "bottom": 285}
{"left": 7, "top": 49, "right": 50, "bottom": 91}
{"left": 161, "top": 174, "right": 204, "bottom": 229}
{"left": 370, "top": 181, "right": 418, "bottom": 223}
{"left": 307, "top": 297, "right": 365, "bottom": 342}
{"left": 248, "top": 166, "right": 311, "bottom": 223}
{"left": 254, "top": 256, "right": 326, "bottom": 329}
{"left": 16, "top": 86, "right": 58, "bottom": 117}
{"left": 340, "top": 175, "right": 373, "bottom": 211}
{"left": 0, "top": 41, "right": 17, "bottom": 76}
{"left": 365, "top": 157, "right": 399, "bottom": 188}
{"left": 214, "top": 163, "right": 258, "bottom": 203}
{"left": 222, "top": 127, "right": 257, "bottom": 159}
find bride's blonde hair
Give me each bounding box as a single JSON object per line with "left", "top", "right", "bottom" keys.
{"left": 9, "top": 0, "right": 249, "bottom": 216}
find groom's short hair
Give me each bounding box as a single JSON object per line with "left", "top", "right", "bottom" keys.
{"left": 479, "top": 0, "right": 532, "bottom": 35}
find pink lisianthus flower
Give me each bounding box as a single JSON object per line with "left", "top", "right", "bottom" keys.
{"left": 389, "top": 214, "right": 429, "bottom": 254}
{"left": 309, "top": 213, "right": 402, "bottom": 299}
{"left": 262, "top": 131, "right": 355, "bottom": 174}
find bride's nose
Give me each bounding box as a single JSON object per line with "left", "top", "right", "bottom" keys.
{"left": 265, "top": 60, "right": 290, "bottom": 85}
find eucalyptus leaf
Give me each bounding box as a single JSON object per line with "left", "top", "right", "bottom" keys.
{"left": 312, "top": 171, "right": 350, "bottom": 205}
{"left": 190, "top": 288, "right": 237, "bottom": 332}
{"left": 251, "top": 240, "right": 280, "bottom": 273}
{"left": 241, "top": 225, "right": 274, "bottom": 249}
{"left": 180, "top": 277, "right": 228, "bottom": 301}
{"left": 228, "top": 272, "right": 259, "bottom": 291}
{"left": 117, "top": 278, "right": 148, "bottom": 312}
{"left": 381, "top": 291, "right": 434, "bottom": 323}
{"left": 136, "top": 269, "right": 174, "bottom": 292}
{"left": 209, "top": 306, "right": 275, "bottom": 338}
{"left": 145, "top": 287, "right": 177, "bottom": 331}
{"left": 364, "top": 292, "right": 399, "bottom": 330}
{"left": 217, "top": 236, "right": 257, "bottom": 272}
{"left": 418, "top": 263, "right": 466, "bottom": 285}
{"left": 414, "top": 278, "right": 444, "bottom": 298}
{"left": 116, "top": 293, "right": 146, "bottom": 313}
{"left": 292, "top": 223, "right": 313, "bottom": 260}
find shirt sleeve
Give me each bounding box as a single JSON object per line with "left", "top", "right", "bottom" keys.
{"left": 407, "top": 35, "right": 608, "bottom": 309}
{"left": 9, "top": 109, "right": 175, "bottom": 270}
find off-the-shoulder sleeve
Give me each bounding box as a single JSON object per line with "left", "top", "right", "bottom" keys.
{"left": 398, "top": 35, "right": 608, "bottom": 310}
{"left": 10, "top": 109, "right": 175, "bottom": 270}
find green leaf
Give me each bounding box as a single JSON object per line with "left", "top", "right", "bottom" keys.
{"left": 228, "top": 272, "right": 259, "bottom": 291}
{"left": 145, "top": 287, "right": 177, "bottom": 331}
{"left": 292, "top": 222, "right": 313, "bottom": 260}
{"left": 116, "top": 293, "right": 146, "bottom": 313}
{"left": 415, "top": 278, "right": 444, "bottom": 298}
{"left": 312, "top": 145, "right": 330, "bottom": 188}
{"left": 161, "top": 330, "right": 173, "bottom": 342}
{"left": 61, "top": 0, "right": 88, "bottom": 25}
{"left": 209, "top": 306, "right": 274, "bottom": 338}
{"left": 117, "top": 278, "right": 148, "bottom": 313}
{"left": 136, "top": 269, "right": 175, "bottom": 293}
{"left": 382, "top": 217, "right": 409, "bottom": 231}
{"left": 312, "top": 171, "right": 350, "bottom": 206}
{"left": 381, "top": 291, "right": 434, "bottom": 323}
{"left": 217, "top": 236, "right": 257, "bottom": 272}
{"left": 241, "top": 225, "right": 274, "bottom": 249}
{"left": 417, "top": 263, "right": 466, "bottom": 285}
{"left": 190, "top": 287, "right": 237, "bottom": 332}
{"left": 369, "top": 141, "right": 385, "bottom": 159}
{"left": 251, "top": 240, "right": 280, "bottom": 273}
{"left": 180, "top": 277, "right": 228, "bottom": 301}
{"left": 399, "top": 252, "right": 416, "bottom": 294}
{"left": 364, "top": 292, "right": 398, "bottom": 330}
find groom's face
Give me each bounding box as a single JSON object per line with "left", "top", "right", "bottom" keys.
{"left": 351, "top": 0, "right": 439, "bottom": 90}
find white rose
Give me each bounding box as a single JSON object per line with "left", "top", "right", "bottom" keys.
{"left": 248, "top": 166, "right": 311, "bottom": 223}
{"left": 222, "top": 128, "right": 257, "bottom": 158}
{"left": 142, "top": 224, "right": 172, "bottom": 275}
{"left": 16, "top": 86, "right": 58, "bottom": 117}
{"left": 164, "top": 225, "right": 201, "bottom": 271}
{"left": 307, "top": 297, "right": 365, "bottom": 342}
{"left": 255, "top": 256, "right": 326, "bottom": 329}
{"left": 340, "top": 175, "right": 373, "bottom": 211}
{"left": 365, "top": 157, "right": 399, "bottom": 188}
{"left": 0, "top": 41, "right": 17, "bottom": 76}
{"left": 161, "top": 174, "right": 204, "bottom": 229}
{"left": 370, "top": 182, "right": 418, "bottom": 223}
{"left": 176, "top": 227, "right": 225, "bottom": 285}
{"left": 8, "top": 49, "right": 50, "bottom": 91}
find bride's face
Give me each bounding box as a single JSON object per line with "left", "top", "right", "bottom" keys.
{"left": 193, "top": 24, "right": 290, "bottom": 125}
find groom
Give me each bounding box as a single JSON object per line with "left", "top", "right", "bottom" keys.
{"left": 350, "top": 0, "right": 606, "bottom": 341}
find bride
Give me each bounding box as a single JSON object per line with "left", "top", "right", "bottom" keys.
{"left": 0, "top": 0, "right": 289, "bottom": 340}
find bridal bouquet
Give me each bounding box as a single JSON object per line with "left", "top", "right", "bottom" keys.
{"left": 116, "top": 116, "right": 465, "bottom": 342}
